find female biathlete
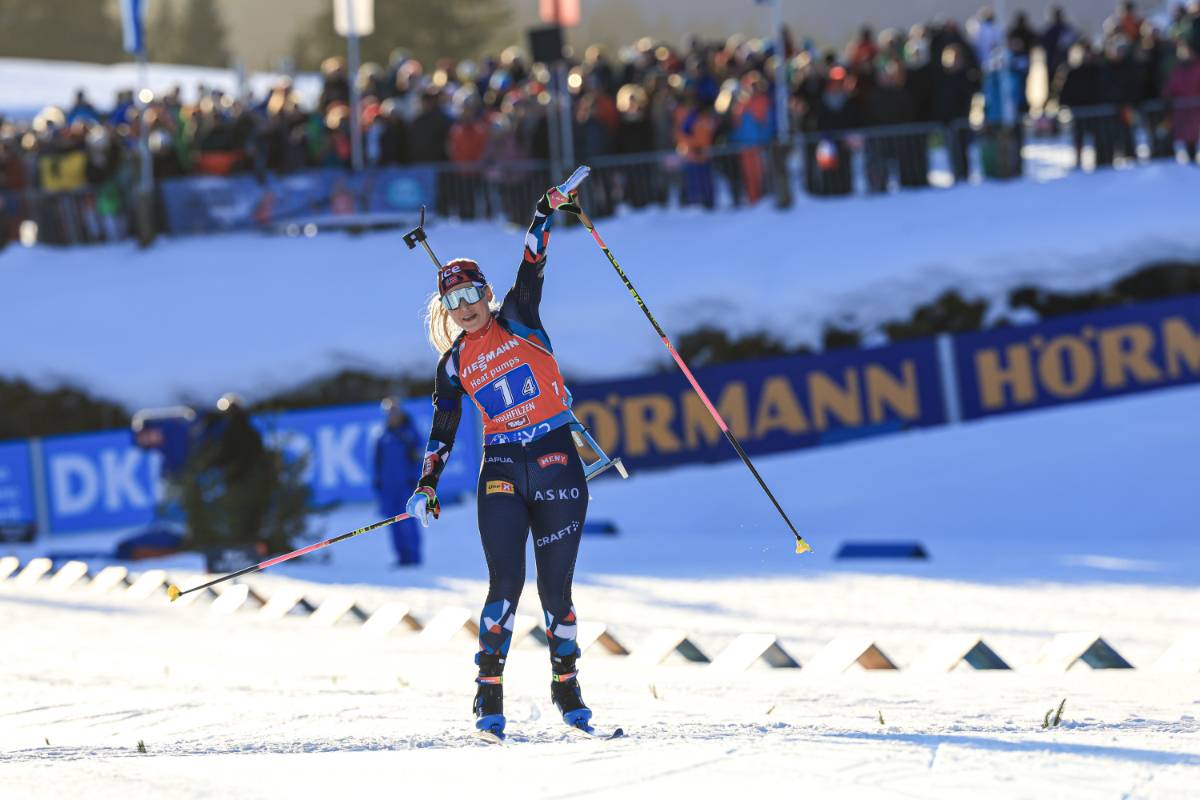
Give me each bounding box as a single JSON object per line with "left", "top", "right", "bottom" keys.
{"left": 405, "top": 172, "right": 597, "bottom": 740}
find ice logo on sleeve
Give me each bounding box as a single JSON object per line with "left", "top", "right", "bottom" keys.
{"left": 537, "top": 452, "right": 568, "bottom": 469}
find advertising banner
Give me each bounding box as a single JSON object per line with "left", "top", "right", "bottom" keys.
{"left": 568, "top": 338, "right": 946, "bottom": 472}
{"left": 953, "top": 296, "right": 1200, "bottom": 420}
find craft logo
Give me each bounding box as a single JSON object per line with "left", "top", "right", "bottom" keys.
{"left": 537, "top": 452, "right": 568, "bottom": 468}
{"left": 486, "top": 480, "right": 514, "bottom": 495}
{"left": 535, "top": 520, "right": 580, "bottom": 548}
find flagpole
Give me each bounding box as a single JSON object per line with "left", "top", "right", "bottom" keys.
{"left": 122, "top": 0, "right": 156, "bottom": 247}
{"left": 136, "top": 49, "right": 154, "bottom": 244}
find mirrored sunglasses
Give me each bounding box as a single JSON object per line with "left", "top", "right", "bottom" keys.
{"left": 441, "top": 284, "right": 485, "bottom": 310}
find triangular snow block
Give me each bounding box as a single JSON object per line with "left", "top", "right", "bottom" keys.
{"left": 632, "top": 629, "right": 710, "bottom": 665}
{"left": 509, "top": 614, "right": 542, "bottom": 646}
{"left": 578, "top": 622, "right": 629, "bottom": 656}
{"left": 0, "top": 556, "right": 20, "bottom": 582}
{"left": 242, "top": 585, "right": 269, "bottom": 609}
{"left": 911, "top": 636, "right": 1011, "bottom": 672}
{"left": 710, "top": 633, "right": 796, "bottom": 671}
{"left": 126, "top": 569, "right": 168, "bottom": 600}
{"left": 1151, "top": 634, "right": 1200, "bottom": 673}
{"left": 309, "top": 593, "right": 368, "bottom": 627}
{"left": 47, "top": 560, "right": 89, "bottom": 592}
{"left": 711, "top": 633, "right": 800, "bottom": 671}
{"left": 260, "top": 587, "right": 316, "bottom": 620}
{"left": 13, "top": 557, "right": 53, "bottom": 587}
{"left": 362, "top": 602, "right": 422, "bottom": 637}
{"left": 803, "top": 637, "right": 898, "bottom": 674}
{"left": 210, "top": 584, "right": 249, "bottom": 615}
{"left": 88, "top": 565, "right": 130, "bottom": 595}
{"left": 419, "top": 606, "right": 478, "bottom": 644}
{"left": 1038, "top": 633, "right": 1133, "bottom": 671}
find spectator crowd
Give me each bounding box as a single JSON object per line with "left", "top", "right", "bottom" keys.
{"left": 2, "top": 2, "right": 1199, "bottom": 243}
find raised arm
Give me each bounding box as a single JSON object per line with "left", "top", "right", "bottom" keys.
{"left": 500, "top": 167, "right": 590, "bottom": 339}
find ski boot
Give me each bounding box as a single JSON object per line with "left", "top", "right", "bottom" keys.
{"left": 473, "top": 653, "right": 505, "bottom": 742}
{"left": 550, "top": 657, "right": 593, "bottom": 732}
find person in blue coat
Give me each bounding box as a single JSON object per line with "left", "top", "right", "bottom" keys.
{"left": 374, "top": 397, "right": 424, "bottom": 565}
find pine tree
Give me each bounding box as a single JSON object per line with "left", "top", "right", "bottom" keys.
{"left": 0, "top": 0, "right": 124, "bottom": 64}
{"left": 171, "top": 0, "right": 232, "bottom": 68}
{"left": 292, "top": 0, "right": 512, "bottom": 72}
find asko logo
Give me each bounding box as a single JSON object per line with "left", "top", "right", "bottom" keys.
{"left": 537, "top": 452, "right": 568, "bottom": 468}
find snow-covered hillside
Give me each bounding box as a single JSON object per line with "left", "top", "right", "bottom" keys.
{"left": 3, "top": 162, "right": 1198, "bottom": 410}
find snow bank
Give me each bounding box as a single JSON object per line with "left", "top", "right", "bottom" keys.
{"left": 3, "top": 163, "right": 1198, "bottom": 410}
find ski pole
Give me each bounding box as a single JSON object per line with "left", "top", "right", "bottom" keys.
{"left": 571, "top": 206, "right": 812, "bottom": 555}
{"left": 166, "top": 513, "right": 413, "bottom": 601}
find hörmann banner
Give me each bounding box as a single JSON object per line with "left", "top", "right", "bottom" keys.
{"left": 953, "top": 295, "right": 1200, "bottom": 420}
{"left": 568, "top": 338, "right": 947, "bottom": 471}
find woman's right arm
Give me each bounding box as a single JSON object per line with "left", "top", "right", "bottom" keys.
{"left": 413, "top": 352, "right": 464, "bottom": 506}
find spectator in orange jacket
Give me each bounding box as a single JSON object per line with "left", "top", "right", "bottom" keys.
{"left": 448, "top": 100, "right": 492, "bottom": 219}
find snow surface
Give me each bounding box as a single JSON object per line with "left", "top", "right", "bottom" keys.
{"left": 2, "top": 381, "right": 1198, "bottom": 797}
{"left": 3, "top": 162, "right": 1198, "bottom": 410}
{"left": 2, "top": 587, "right": 1198, "bottom": 799}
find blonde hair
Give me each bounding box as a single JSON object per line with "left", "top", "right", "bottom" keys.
{"left": 424, "top": 288, "right": 500, "bottom": 354}
{"left": 425, "top": 292, "right": 462, "bottom": 354}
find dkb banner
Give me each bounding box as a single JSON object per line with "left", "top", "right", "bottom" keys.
{"left": 953, "top": 295, "right": 1200, "bottom": 420}
{"left": 39, "top": 398, "right": 480, "bottom": 536}
{"left": 0, "top": 441, "right": 37, "bottom": 540}
{"left": 158, "top": 166, "right": 436, "bottom": 235}
{"left": 568, "top": 338, "right": 946, "bottom": 472}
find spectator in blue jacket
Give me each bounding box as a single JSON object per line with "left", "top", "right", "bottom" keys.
{"left": 374, "top": 397, "right": 424, "bottom": 565}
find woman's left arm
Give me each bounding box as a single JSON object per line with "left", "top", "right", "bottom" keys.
{"left": 500, "top": 168, "right": 589, "bottom": 338}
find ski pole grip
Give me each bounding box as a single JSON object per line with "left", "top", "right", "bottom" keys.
{"left": 558, "top": 165, "right": 591, "bottom": 195}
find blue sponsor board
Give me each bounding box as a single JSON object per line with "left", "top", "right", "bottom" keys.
{"left": 0, "top": 441, "right": 37, "bottom": 536}
{"left": 39, "top": 398, "right": 479, "bottom": 536}
{"left": 255, "top": 397, "right": 480, "bottom": 508}
{"left": 568, "top": 338, "right": 945, "bottom": 472}
{"left": 42, "top": 430, "right": 162, "bottom": 534}
{"left": 953, "top": 295, "right": 1200, "bottom": 420}
{"left": 158, "top": 166, "right": 436, "bottom": 235}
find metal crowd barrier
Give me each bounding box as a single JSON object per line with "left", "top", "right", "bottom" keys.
{"left": 20, "top": 187, "right": 127, "bottom": 246}
{"left": 1056, "top": 95, "right": 1200, "bottom": 170}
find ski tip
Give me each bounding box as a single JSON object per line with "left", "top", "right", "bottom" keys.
{"left": 166, "top": 584, "right": 181, "bottom": 602}
{"left": 795, "top": 539, "right": 813, "bottom": 555}
{"left": 610, "top": 727, "right": 625, "bottom": 739}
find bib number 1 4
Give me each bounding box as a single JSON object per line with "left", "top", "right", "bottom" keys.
{"left": 479, "top": 363, "right": 540, "bottom": 417}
